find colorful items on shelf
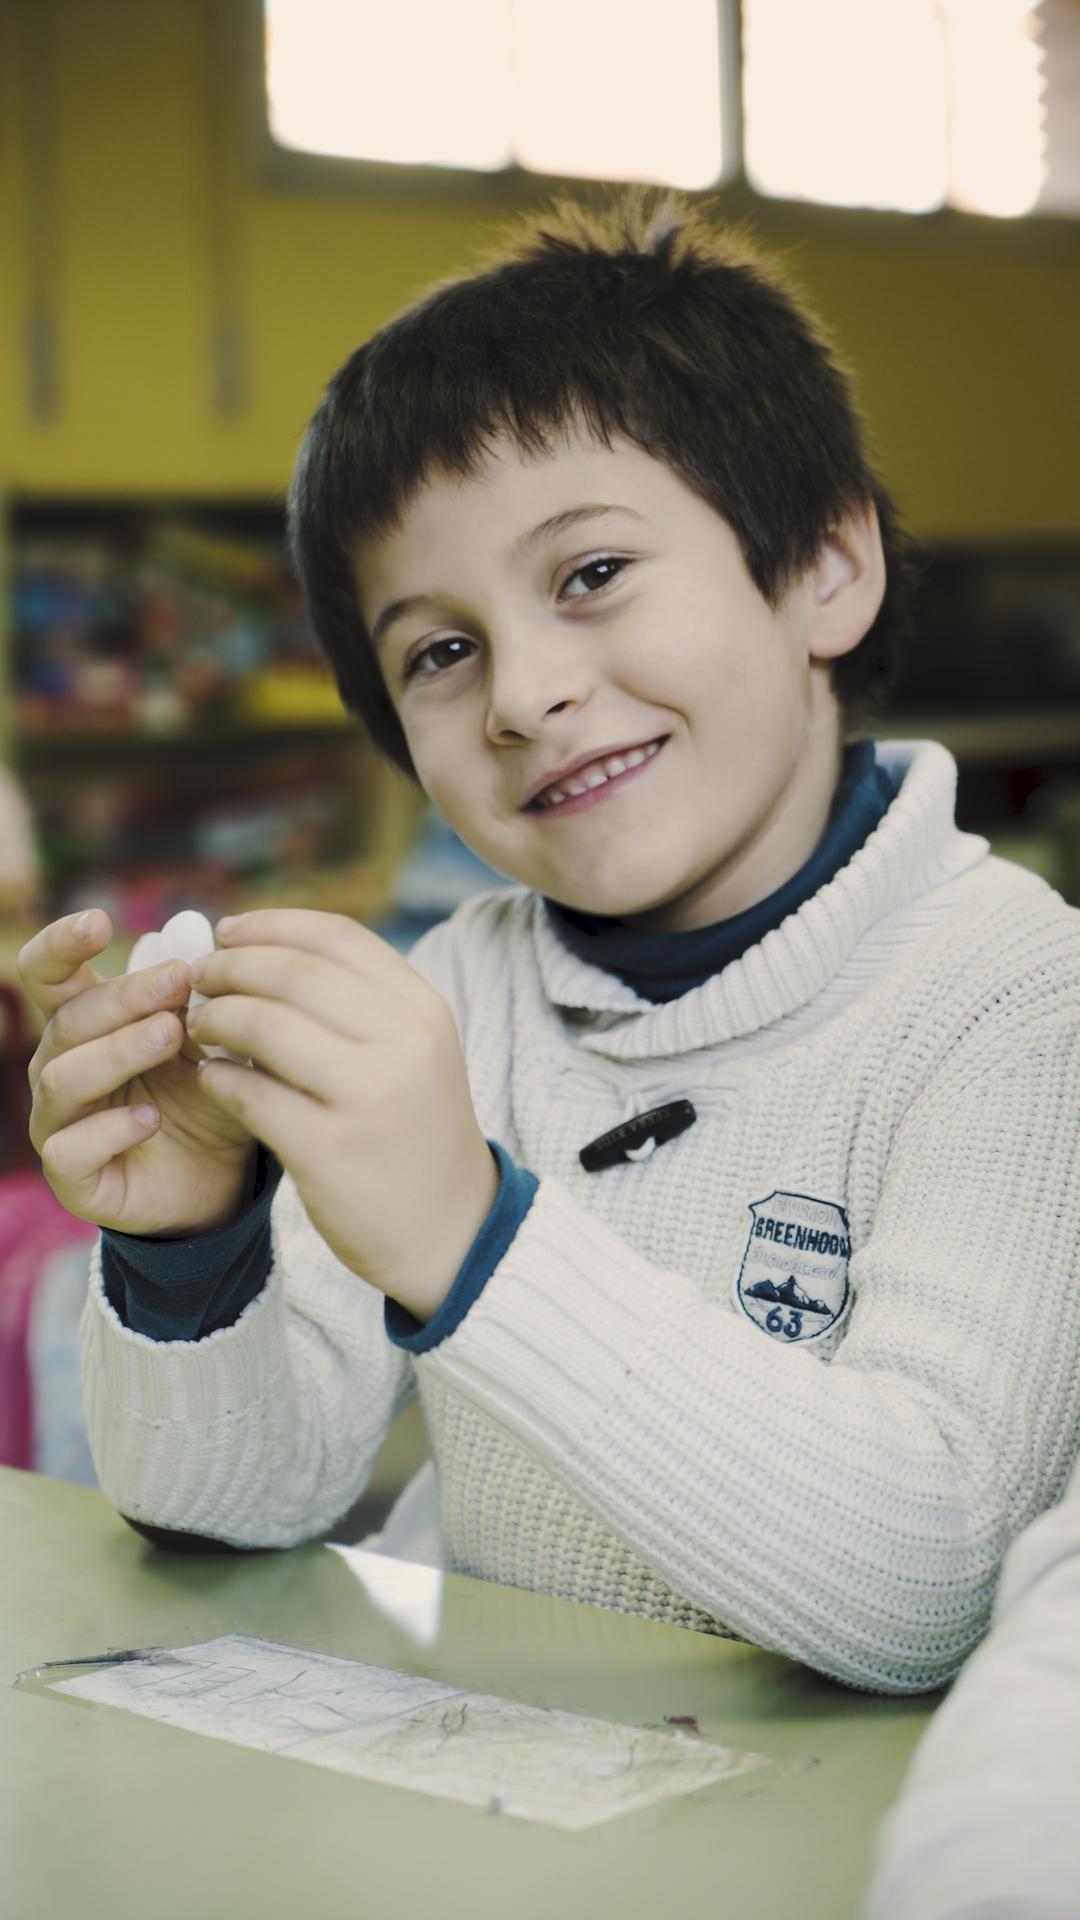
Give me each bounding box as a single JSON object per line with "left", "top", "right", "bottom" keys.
{"left": 12, "top": 511, "right": 336, "bottom": 731}
{"left": 8, "top": 505, "right": 371, "bottom": 938}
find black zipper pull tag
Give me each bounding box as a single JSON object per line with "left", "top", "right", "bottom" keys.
{"left": 579, "top": 1099, "right": 697, "bottom": 1172}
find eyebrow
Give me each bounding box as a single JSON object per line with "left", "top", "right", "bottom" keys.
{"left": 369, "top": 503, "right": 648, "bottom": 655}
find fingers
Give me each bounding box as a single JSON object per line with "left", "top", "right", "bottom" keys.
{"left": 40, "top": 1101, "right": 161, "bottom": 1210}
{"left": 186, "top": 929, "right": 453, "bottom": 1107}
{"left": 191, "top": 995, "right": 346, "bottom": 1103}
{"left": 216, "top": 909, "right": 415, "bottom": 996}
{"left": 29, "top": 949, "right": 194, "bottom": 1093}
{"left": 31, "top": 1004, "right": 188, "bottom": 1145}
{"left": 17, "top": 909, "right": 114, "bottom": 1021}
{"left": 189, "top": 944, "right": 380, "bottom": 1043}
{"left": 195, "top": 1054, "right": 308, "bottom": 1166}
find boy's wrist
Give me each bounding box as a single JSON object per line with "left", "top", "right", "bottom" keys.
{"left": 385, "top": 1140, "right": 500, "bottom": 1324}
{"left": 203, "top": 1146, "right": 260, "bottom": 1230}
{"left": 140, "top": 1145, "right": 260, "bottom": 1239}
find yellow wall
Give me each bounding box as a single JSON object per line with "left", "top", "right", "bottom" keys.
{"left": 2, "top": 0, "right": 1079, "bottom": 538}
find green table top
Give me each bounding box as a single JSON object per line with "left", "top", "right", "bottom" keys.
{"left": 2, "top": 1467, "right": 938, "bottom": 1920}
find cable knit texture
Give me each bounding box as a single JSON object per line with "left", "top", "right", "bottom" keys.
{"left": 80, "top": 740, "right": 1080, "bottom": 1691}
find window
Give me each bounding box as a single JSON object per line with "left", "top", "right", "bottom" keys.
{"left": 263, "top": 0, "right": 1080, "bottom": 215}
{"left": 264, "top": 0, "right": 726, "bottom": 190}
{"left": 742, "top": 0, "right": 950, "bottom": 213}
{"left": 743, "top": 0, "right": 1077, "bottom": 217}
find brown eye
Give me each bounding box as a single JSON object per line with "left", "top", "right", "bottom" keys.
{"left": 402, "top": 636, "right": 475, "bottom": 682}
{"left": 560, "top": 556, "right": 631, "bottom": 600}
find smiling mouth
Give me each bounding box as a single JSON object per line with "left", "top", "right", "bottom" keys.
{"left": 527, "top": 736, "right": 668, "bottom": 814}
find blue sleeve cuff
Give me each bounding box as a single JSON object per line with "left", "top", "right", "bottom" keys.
{"left": 384, "top": 1140, "right": 539, "bottom": 1355}
{"left": 101, "top": 1142, "right": 284, "bottom": 1342}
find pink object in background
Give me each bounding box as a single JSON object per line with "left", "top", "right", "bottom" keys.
{"left": 0, "top": 1170, "right": 97, "bottom": 1469}
{"left": 0, "top": 982, "right": 97, "bottom": 1470}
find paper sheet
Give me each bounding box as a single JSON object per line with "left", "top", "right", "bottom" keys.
{"left": 48, "top": 1634, "right": 774, "bottom": 1828}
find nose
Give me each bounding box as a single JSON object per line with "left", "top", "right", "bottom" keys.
{"left": 483, "top": 626, "right": 594, "bottom": 743}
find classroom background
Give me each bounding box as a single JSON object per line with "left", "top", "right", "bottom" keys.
{"left": 2, "top": 0, "right": 1079, "bottom": 1533}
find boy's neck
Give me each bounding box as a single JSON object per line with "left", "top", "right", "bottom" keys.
{"left": 625, "top": 712, "right": 844, "bottom": 936}
{"left": 544, "top": 735, "right": 895, "bottom": 1006}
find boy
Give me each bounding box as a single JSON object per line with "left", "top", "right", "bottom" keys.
{"left": 21, "top": 189, "right": 1080, "bottom": 1694}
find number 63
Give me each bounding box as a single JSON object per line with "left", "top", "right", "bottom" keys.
{"left": 766, "top": 1306, "right": 803, "bottom": 1339}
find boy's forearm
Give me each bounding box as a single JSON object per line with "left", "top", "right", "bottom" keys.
{"left": 83, "top": 1185, "right": 413, "bottom": 1545}
{"left": 406, "top": 1172, "right": 1034, "bottom": 1693}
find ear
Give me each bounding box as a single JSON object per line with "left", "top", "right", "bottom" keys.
{"left": 805, "top": 500, "right": 886, "bottom": 663}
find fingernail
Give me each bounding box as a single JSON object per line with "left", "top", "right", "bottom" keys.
{"left": 74, "top": 911, "right": 94, "bottom": 941}
{"left": 152, "top": 961, "right": 181, "bottom": 997}
{"left": 147, "top": 1017, "right": 174, "bottom": 1049}
{"left": 215, "top": 916, "right": 237, "bottom": 939}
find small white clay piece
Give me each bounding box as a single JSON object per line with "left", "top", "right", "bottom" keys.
{"left": 127, "top": 909, "right": 247, "bottom": 1063}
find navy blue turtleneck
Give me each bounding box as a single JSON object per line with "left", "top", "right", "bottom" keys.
{"left": 544, "top": 736, "right": 896, "bottom": 1002}
{"left": 101, "top": 737, "right": 896, "bottom": 1348}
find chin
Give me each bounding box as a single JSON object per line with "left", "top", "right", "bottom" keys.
{"left": 559, "top": 884, "right": 671, "bottom": 923}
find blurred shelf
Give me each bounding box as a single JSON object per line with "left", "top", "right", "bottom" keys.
{"left": 16, "top": 720, "right": 356, "bottom": 760}
{"left": 878, "top": 712, "right": 1080, "bottom": 764}
{"left": 0, "top": 494, "right": 432, "bottom": 966}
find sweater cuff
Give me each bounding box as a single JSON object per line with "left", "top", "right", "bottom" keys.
{"left": 101, "top": 1143, "right": 284, "bottom": 1342}
{"left": 384, "top": 1139, "right": 539, "bottom": 1354}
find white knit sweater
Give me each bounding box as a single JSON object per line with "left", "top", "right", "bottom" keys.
{"left": 81, "top": 740, "right": 1080, "bottom": 1692}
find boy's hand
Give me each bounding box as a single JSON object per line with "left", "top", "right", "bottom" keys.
{"left": 185, "top": 909, "right": 499, "bottom": 1322}
{"left": 19, "top": 910, "right": 257, "bottom": 1237}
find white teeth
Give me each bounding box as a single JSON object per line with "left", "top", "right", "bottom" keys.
{"left": 538, "top": 738, "right": 662, "bottom": 809}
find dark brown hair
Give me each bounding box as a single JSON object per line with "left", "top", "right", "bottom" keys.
{"left": 288, "top": 186, "right": 920, "bottom": 782}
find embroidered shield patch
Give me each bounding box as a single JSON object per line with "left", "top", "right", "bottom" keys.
{"left": 736, "top": 1190, "right": 851, "bottom": 1344}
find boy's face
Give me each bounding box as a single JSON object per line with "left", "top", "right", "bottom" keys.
{"left": 354, "top": 426, "right": 881, "bottom": 932}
